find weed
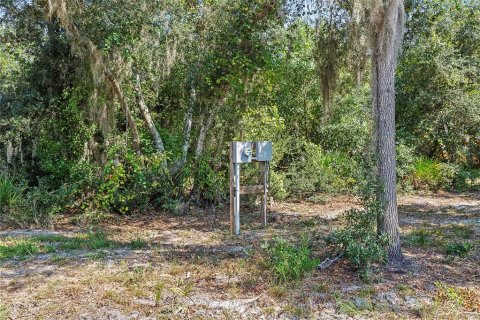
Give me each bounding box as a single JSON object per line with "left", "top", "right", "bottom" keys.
{"left": 434, "top": 282, "right": 480, "bottom": 312}
{"left": 154, "top": 281, "right": 166, "bottom": 305}
{"left": 283, "top": 303, "right": 306, "bottom": 317}
{"left": 0, "top": 304, "right": 8, "bottom": 320}
{"left": 0, "top": 176, "right": 22, "bottom": 208}
{"left": 86, "top": 251, "right": 107, "bottom": 260}
{"left": 444, "top": 242, "right": 473, "bottom": 257}
{"left": 403, "top": 228, "right": 434, "bottom": 247}
{"left": 268, "top": 285, "right": 288, "bottom": 298}
{"left": 358, "top": 286, "right": 376, "bottom": 298}
{"left": 262, "top": 237, "right": 319, "bottom": 283}
{"left": 396, "top": 284, "right": 414, "bottom": 297}
{"left": 447, "top": 224, "right": 474, "bottom": 239}
{"left": 337, "top": 299, "right": 361, "bottom": 316}
{"left": 0, "top": 239, "right": 40, "bottom": 260}
{"left": 312, "top": 282, "right": 329, "bottom": 293}
{"left": 129, "top": 238, "right": 147, "bottom": 249}
{"left": 103, "top": 290, "right": 124, "bottom": 305}
{"left": 50, "top": 254, "right": 67, "bottom": 264}
{"left": 306, "top": 194, "right": 330, "bottom": 204}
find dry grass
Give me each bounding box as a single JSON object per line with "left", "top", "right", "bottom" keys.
{"left": 0, "top": 192, "right": 479, "bottom": 319}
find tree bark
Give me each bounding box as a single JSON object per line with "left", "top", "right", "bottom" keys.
{"left": 195, "top": 99, "right": 223, "bottom": 161}
{"left": 177, "top": 83, "right": 195, "bottom": 170}
{"left": 134, "top": 73, "right": 165, "bottom": 153}
{"left": 370, "top": 0, "right": 405, "bottom": 264}
{"left": 104, "top": 70, "right": 142, "bottom": 155}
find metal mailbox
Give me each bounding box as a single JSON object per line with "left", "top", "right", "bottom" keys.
{"left": 231, "top": 141, "right": 253, "bottom": 163}
{"left": 255, "top": 141, "right": 272, "bottom": 161}
{"left": 229, "top": 141, "right": 272, "bottom": 235}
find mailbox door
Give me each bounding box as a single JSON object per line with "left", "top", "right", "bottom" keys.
{"left": 232, "top": 142, "right": 253, "bottom": 163}
{"left": 255, "top": 141, "right": 272, "bottom": 161}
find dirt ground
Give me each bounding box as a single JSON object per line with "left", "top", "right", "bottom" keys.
{"left": 0, "top": 192, "right": 479, "bottom": 319}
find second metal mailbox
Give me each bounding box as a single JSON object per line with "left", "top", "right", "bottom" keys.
{"left": 255, "top": 141, "right": 272, "bottom": 161}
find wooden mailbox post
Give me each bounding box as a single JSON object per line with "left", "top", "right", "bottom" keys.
{"left": 229, "top": 141, "right": 272, "bottom": 235}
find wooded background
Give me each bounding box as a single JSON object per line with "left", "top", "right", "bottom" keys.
{"left": 0, "top": 0, "right": 479, "bottom": 228}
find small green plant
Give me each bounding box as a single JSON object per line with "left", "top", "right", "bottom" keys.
{"left": 412, "top": 158, "right": 459, "bottom": 191}
{"left": 129, "top": 238, "right": 147, "bottom": 249}
{"left": 0, "top": 176, "right": 22, "bottom": 208}
{"left": 403, "top": 228, "right": 434, "bottom": 247}
{"left": 327, "top": 203, "right": 388, "bottom": 280}
{"left": 337, "top": 299, "right": 362, "bottom": 316}
{"left": 447, "top": 224, "right": 474, "bottom": 239}
{"left": 0, "top": 239, "right": 41, "bottom": 260}
{"left": 0, "top": 303, "right": 9, "bottom": 320}
{"left": 154, "top": 281, "right": 166, "bottom": 305}
{"left": 444, "top": 242, "right": 473, "bottom": 257}
{"left": 262, "top": 237, "right": 319, "bottom": 283}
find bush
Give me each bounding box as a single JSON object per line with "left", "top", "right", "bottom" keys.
{"left": 453, "top": 167, "right": 480, "bottom": 191}
{"left": 412, "top": 158, "right": 459, "bottom": 191}
{"left": 327, "top": 203, "right": 388, "bottom": 280}
{"left": 445, "top": 242, "right": 473, "bottom": 257}
{"left": 96, "top": 151, "right": 169, "bottom": 214}
{"left": 192, "top": 157, "right": 226, "bottom": 203}
{"left": 262, "top": 237, "right": 319, "bottom": 283}
{"left": 0, "top": 176, "right": 22, "bottom": 209}
{"left": 284, "top": 142, "right": 358, "bottom": 197}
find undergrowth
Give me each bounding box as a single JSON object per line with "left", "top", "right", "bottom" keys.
{"left": 262, "top": 237, "right": 319, "bottom": 283}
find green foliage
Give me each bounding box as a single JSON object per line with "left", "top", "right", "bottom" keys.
{"left": 327, "top": 203, "right": 388, "bottom": 279}
{"left": 1, "top": 0, "right": 479, "bottom": 222}
{"left": 262, "top": 237, "right": 319, "bottom": 283}
{"left": 192, "top": 157, "right": 226, "bottom": 203}
{"left": 398, "top": 0, "right": 480, "bottom": 166}
{"left": 444, "top": 242, "right": 473, "bottom": 257}
{"left": 0, "top": 176, "right": 22, "bottom": 209}
{"left": 0, "top": 239, "right": 40, "bottom": 260}
{"left": 96, "top": 150, "right": 169, "bottom": 214}
{"left": 283, "top": 142, "right": 358, "bottom": 197}
{"left": 403, "top": 228, "right": 435, "bottom": 247}
{"left": 0, "top": 231, "right": 134, "bottom": 261}
{"left": 412, "top": 158, "right": 459, "bottom": 191}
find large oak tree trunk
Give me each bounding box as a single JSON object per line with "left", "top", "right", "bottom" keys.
{"left": 134, "top": 74, "right": 165, "bottom": 153}
{"left": 370, "top": 0, "right": 405, "bottom": 264}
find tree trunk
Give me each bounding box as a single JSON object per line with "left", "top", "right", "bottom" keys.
{"left": 134, "top": 73, "right": 165, "bottom": 153}
{"left": 105, "top": 70, "right": 141, "bottom": 155}
{"left": 177, "top": 83, "right": 195, "bottom": 170}
{"left": 195, "top": 102, "right": 221, "bottom": 161}
{"left": 370, "top": 0, "right": 405, "bottom": 264}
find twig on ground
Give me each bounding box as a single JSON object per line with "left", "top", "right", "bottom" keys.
{"left": 317, "top": 253, "right": 343, "bottom": 270}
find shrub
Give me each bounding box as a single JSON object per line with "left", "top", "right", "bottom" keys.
{"left": 284, "top": 142, "right": 358, "bottom": 197}
{"left": 262, "top": 237, "right": 319, "bottom": 283}
{"left": 444, "top": 242, "right": 473, "bottom": 257}
{"left": 192, "top": 157, "right": 226, "bottom": 203}
{"left": 453, "top": 167, "right": 480, "bottom": 191}
{"left": 402, "top": 228, "right": 435, "bottom": 247}
{"left": 327, "top": 203, "right": 388, "bottom": 280}
{"left": 396, "top": 143, "right": 416, "bottom": 191}
{"left": 412, "top": 158, "right": 459, "bottom": 191}
{"left": 0, "top": 176, "right": 22, "bottom": 209}
{"left": 96, "top": 150, "right": 169, "bottom": 214}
